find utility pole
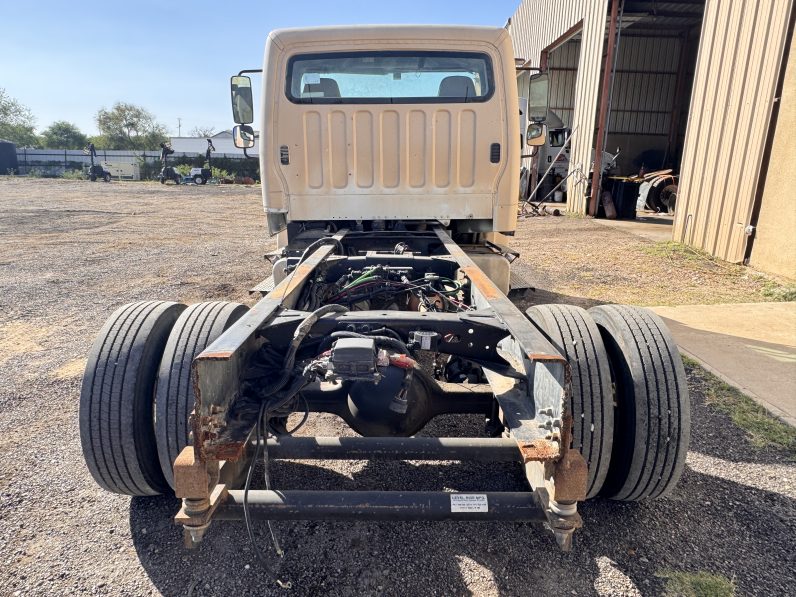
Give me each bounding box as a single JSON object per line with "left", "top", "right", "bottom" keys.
{"left": 177, "top": 117, "right": 182, "bottom": 137}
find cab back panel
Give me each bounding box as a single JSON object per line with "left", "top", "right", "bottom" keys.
{"left": 260, "top": 26, "right": 519, "bottom": 228}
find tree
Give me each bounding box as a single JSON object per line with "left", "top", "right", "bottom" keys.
{"left": 95, "top": 102, "right": 168, "bottom": 150}
{"left": 0, "top": 88, "right": 39, "bottom": 147}
{"left": 190, "top": 125, "right": 216, "bottom": 138}
{"left": 41, "top": 120, "right": 88, "bottom": 149}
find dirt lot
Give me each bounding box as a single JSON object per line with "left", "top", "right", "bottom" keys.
{"left": 1, "top": 178, "right": 794, "bottom": 596}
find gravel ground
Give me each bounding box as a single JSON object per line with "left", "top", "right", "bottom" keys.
{"left": 1, "top": 178, "right": 794, "bottom": 596}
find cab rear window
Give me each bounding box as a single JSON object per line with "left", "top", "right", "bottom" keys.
{"left": 286, "top": 51, "right": 494, "bottom": 104}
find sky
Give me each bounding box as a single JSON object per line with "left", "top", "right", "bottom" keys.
{"left": 2, "top": 0, "right": 519, "bottom": 138}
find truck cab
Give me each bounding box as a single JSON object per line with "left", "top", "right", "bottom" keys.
{"left": 231, "top": 26, "right": 547, "bottom": 243}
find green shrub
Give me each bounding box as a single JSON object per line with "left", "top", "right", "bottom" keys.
{"left": 211, "top": 167, "right": 231, "bottom": 180}
{"left": 61, "top": 169, "right": 85, "bottom": 180}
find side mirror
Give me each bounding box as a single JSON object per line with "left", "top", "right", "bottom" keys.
{"left": 233, "top": 125, "right": 255, "bottom": 149}
{"left": 526, "top": 122, "right": 547, "bottom": 147}
{"left": 527, "top": 72, "right": 549, "bottom": 123}
{"left": 230, "top": 75, "right": 254, "bottom": 124}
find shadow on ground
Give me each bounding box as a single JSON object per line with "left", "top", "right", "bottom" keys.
{"left": 130, "top": 372, "right": 795, "bottom": 596}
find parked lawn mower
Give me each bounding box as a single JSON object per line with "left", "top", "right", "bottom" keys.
{"left": 83, "top": 143, "right": 111, "bottom": 182}
{"left": 188, "top": 167, "right": 212, "bottom": 185}
{"left": 158, "top": 142, "right": 181, "bottom": 184}
{"left": 190, "top": 138, "right": 216, "bottom": 184}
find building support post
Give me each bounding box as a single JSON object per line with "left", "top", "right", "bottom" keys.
{"left": 589, "top": 0, "right": 621, "bottom": 216}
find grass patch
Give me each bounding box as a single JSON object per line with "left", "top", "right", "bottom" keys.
{"left": 642, "top": 241, "right": 738, "bottom": 270}
{"left": 761, "top": 280, "right": 796, "bottom": 302}
{"left": 682, "top": 355, "right": 796, "bottom": 454}
{"left": 658, "top": 570, "right": 735, "bottom": 597}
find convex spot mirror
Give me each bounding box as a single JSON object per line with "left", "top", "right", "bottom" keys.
{"left": 526, "top": 123, "right": 546, "bottom": 146}
{"left": 231, "top": 76, "right": 254, "bottom": 124}
{"left": 527, "top": 72, "right": 549, "bottom": 123}
{"left": 233, "top": 125, "right": 255, "bottom": 149}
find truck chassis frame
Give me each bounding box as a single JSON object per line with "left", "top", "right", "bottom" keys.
{"left": 173, "top": 227, "right": 588, "bottom": 550}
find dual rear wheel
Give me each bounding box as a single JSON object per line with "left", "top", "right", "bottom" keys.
{"left": 525, "top": 304, "right": 690, "bottom": 501}
{"left": 79, "top": 300, "right": 248, "bottom": 495}
{"left": 79, "top": 299, "right": 689, "bottom": 501}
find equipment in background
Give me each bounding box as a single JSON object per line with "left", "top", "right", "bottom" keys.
{"left": 522, "top": 125, "right": 579, "bottom": 217}
{"left": 83, "top": 143, "right": 111, "bottom": 183}
{"left": 635, "top": 171, "right": 678, "bottom": 214}
{"left": 586, "top": 147, "right": 621, "bottom": 219}
{"left": 158, "top": 142, "right": 181, "bottom": 185}
{"left": 534, "top": 111, "right": 571, "bottom": 202}
{"left": 189, "top": 138, "right": 215, "bottom": 185}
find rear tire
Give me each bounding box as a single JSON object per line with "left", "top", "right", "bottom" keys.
{"left": 525, "top": 304, "right": 614, "bottom": 498}
{"left": 79, "top": 301, "right": 186, "bottom": 496}
{"left": 155, "top": 301, "right": 249, "bottom": 488}
{"left": 661, "top": 184, "right": 678, "bottom": 214}
{"left": 103, "top": 173, "right": 111, "bottom": 183}
{"left": 193, "top": 175, "right": 203, "bottom": 185}
{"left": 589, "top": 305, "right": 690, "bottom": 501}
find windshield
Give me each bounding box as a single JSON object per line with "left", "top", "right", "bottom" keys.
{"left": 286, "top": 51, "right": 494, "bottom": 104}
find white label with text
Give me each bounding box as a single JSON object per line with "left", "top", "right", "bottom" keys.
{"left": 450, "top": 494, "right": 488, "bottom": 513}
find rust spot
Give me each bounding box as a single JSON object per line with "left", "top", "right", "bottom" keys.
{"left": 461, "top": 266, "right": 502, "bottom": 301}
{"left": 552, "top": 448, "right": 588, "bottom": 502}
{"left": 528, "top": 352, "right": 567, "bottom": 363}
{"left": 173, "top": 447, "right": 216, "bottom": 499}
{"left": 206, "top": 441, "right": 247, "bottom": 462}
{"left": 196, "top": 351, "right": 234, "bottom": 359}
{"left": 517, "top": 439, "right": 560, "bottom": 462}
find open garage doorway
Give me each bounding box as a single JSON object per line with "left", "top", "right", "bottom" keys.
{"left": 589, "top": 0, "right": 706, "bottom": 231}
{"left": 532, "top": 32, "right": 583, "bottom": 207}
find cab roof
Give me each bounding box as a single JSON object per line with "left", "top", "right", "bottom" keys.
{"left": 268, "top": 25, "right": 510, "bottom": 50}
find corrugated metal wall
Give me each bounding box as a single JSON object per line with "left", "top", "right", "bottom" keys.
{"left": 548, "top": 40, "right": 581, "bottom": 127}
{"left": 674, "top": 0, "right": 794, "bottom": 263}
{"left": 509, "top": 0, "right": 609, "bottom": 213}
{"left": 609, "top": 36, "right": 681, "bottom": 136}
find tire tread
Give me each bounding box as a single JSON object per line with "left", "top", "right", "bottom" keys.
{"left": 79, "top": 301, "right": 185, "bottom": 496}
{"left": 589, "top": 304, "right": 690, "bottom": 501}
{"left": 526, "top": 304, "right": 614, "bottom": 498}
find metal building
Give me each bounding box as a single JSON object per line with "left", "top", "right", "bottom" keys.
{"left": 508, "top": 0, "right": 795, "bottom": 278}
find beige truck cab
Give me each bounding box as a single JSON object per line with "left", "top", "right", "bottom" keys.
{"left": 231, "top": 25, "right": 548, "bottom": 239}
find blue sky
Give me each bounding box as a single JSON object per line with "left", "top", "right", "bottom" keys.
{"left": 2, "top": 0, "right": 519, "bottom": 137}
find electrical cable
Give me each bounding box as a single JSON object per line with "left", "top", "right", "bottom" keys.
{"left": 243, "top": 401, "right": 291, "bottom": 589}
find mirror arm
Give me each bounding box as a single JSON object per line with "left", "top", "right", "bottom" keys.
{"left": 237, "top": 68, "right": 263, "bottom": 76}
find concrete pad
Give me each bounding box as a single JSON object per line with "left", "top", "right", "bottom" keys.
{"left": 650, "top": 302, "right": 796, "bottom": 427}
{"left": 593, "top": 212, "right": 674, "bottom": 243}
